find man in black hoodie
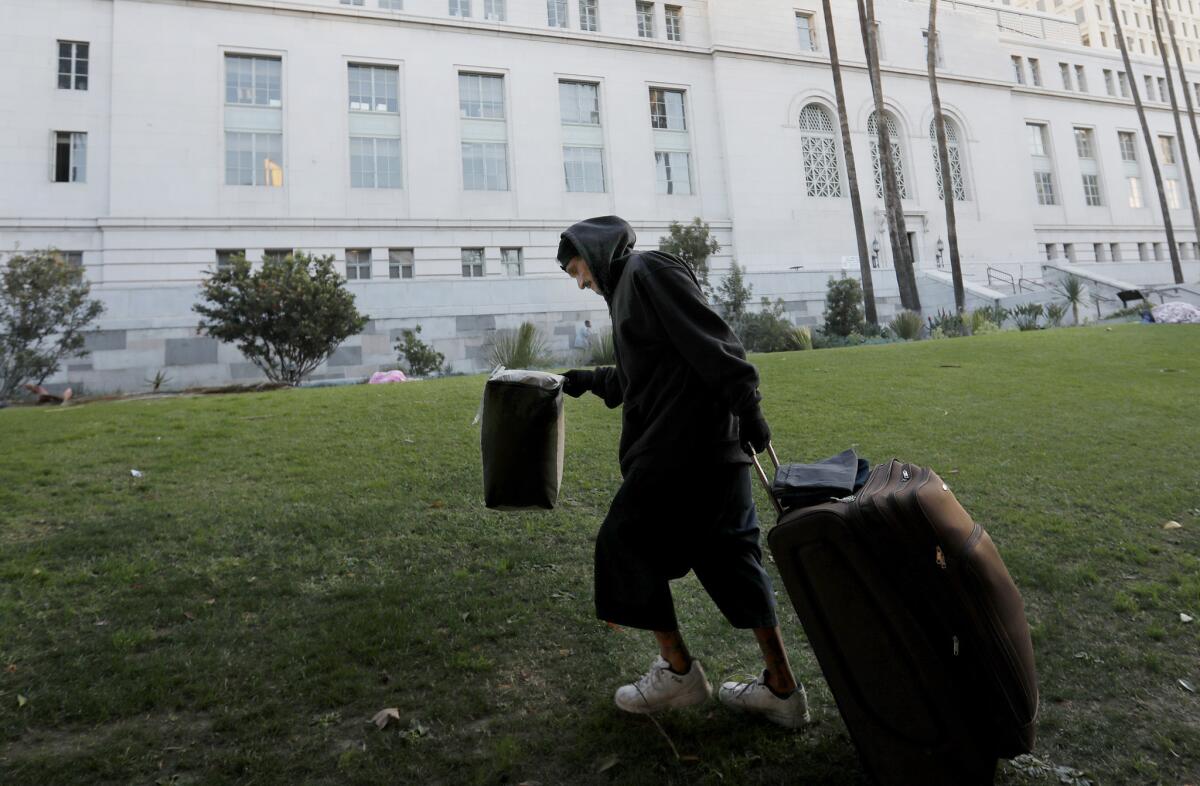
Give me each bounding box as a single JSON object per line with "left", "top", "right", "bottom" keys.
{"left": 558, "top": 215, "right": 809, "bottom": 729}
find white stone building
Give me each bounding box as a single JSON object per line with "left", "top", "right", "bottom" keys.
{"left": 2, "top": 0, "right": 1198, "bottom": 392}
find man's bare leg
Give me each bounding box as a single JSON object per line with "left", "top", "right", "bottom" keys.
{"left": 653, "top": 629, "right": 693, "bottom": 673}
{"left": 753, "top": 626, "right": 798, "bottom": 695}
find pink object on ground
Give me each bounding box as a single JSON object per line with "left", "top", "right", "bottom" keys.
{"left": 369, "top": 370, "right": 408, "bottom": 384}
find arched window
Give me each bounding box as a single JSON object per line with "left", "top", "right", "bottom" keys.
{"left": 868, "top": 111, "right": 909, "bottom": 199}
{"left": 930, "top": 117, "right": 968, "bottom": 201}
{"left": 799, "top": 104, "right": 843, "bottom": 198}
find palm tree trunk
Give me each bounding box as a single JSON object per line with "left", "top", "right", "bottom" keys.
{"left": 1110, "top": 0, "right": 1181, "bottom": 284}
{"left": 822, "top": 0, "right": 878, "bottom": 325}
{"left": 1158, "top": 0, "right": 1197, "bottom": 284}
{"left": 925, "top": 0, "right": 964, "bottom": 313}
{"left": 857, "top": 0, "right": 920, "bottom": 311}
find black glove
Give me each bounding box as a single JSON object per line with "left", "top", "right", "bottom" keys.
{"left": 561, "top": 369, "right": 594, "bottom": 398}
{"left": 738, "top": 405, "right": 771, "bottom": 455}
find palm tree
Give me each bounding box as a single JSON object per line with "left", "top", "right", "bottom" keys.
{"left": 1054, "top": 273, "right": 1087, "bottom": 325}
{"left": 821, "top": 0, "right": 878, "bottom": 325}
{"left": 1109, "top": 0, "right": 1182, "bottom": 284}
{"left": 925, "top": 0, "right": 964, "bottom": 314}
{"left": 856, "top": 0, "right": 920, "bottom": 311}
{"left": 1157, "top": 0, "right": 1197, "bottom": 284}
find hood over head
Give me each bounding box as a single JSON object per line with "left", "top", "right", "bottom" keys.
{"left": 557, "top": 216, "right": 636, "bottom": 301}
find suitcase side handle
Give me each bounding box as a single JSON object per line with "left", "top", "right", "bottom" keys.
{"left": 750, "top": 441, "right": 784, "bottom": 518}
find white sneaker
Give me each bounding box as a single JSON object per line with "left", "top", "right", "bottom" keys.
{"left": 719, "top": 671, "right": 811, "bottom": 729}
{"left": 613, "top": 656, "right": 712, "bottom": 714}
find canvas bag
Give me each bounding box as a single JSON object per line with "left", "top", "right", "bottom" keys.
{"left": 480, "top": 368, "right": 566, "bottom": 510}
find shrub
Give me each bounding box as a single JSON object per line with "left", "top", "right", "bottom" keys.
{"left": 972, "top": 320, "right": 1003, "bottom": 336}
{"left": 587, "top": 329, "right": 616, "bottom": 365}
{"left": 487, "top": 322, "right": 552, "bottom": 369}
{"left": 736, "top": 298, "right": 800, "bottom": 353}
{"left": 823, "top": 277, "right": 866, "bottom": 337}
{"left": 1013, "top": 302, "right": 1044, "bottom": 331}
{"left": 974, "top": 304, "right": 1009, "bottom": 328}
{"left": 1044, "top": 302, "right": 1068, "bottom": 327}
{"left": 395, "top": 325, "right": 447, "bottom": 377}
{"left": 812, "top": 330, "right": 867, "bottom": 350}
{"left": 0, "top": 249, "right": 105, "bottom": 400}
{"left": 789, "top": 325, "right": 813, "bottom": 351}
{"left": 659, "top": 218, "right": 721, "bottom": 300}
{"left": 926, "top": 308, "right": 968, "bottom": 338}
{"left": 889, "top": 310, "right": 924, "bottom": 340}
{"left": 1054, "top": 274, "right": 1087, "bottom": 325}
{"left": 714, "top": 262, "right": 752, "bottom": 323}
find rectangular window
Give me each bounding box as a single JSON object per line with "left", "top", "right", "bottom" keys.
{"left": 459, "top": 73, "right": 505, "bottom": 119}
{"left": 797, "top": 12, "right": 818, "bottom": 52}
{"left": 264, "top": 248, "right": 292, "bottom": 263}
{"left": 923, "top": 30, "right": 943, "bottom": 67}
{"left": 1082, "top": 173, "right": 1103, "bottom": 206}
{"left": 501, "top": 247, "right": 524, "bottom": 276}
{"left": 655, "top": 151, "right": 692, "bottom": 195}
{"left": 1033, "top": 171, "right": 1056, "bottom": 205}
{"left": 348, "top": 64, "right": 398, "bottom": 113}
{"left": 57, "top": 41, "right": 88, "bottom": 90}
{"left": 1012, "top": 55, "right": 1025, "bottom": 84}
{"left": 1144, "top": 75, "right": 1156, "bottom": 101}
{"left": 1074, "top": 127, "right": 1094, "bottom": 158}
{"left": 1138, "top": 242, "right": 1150, "bottom": 261}
{"left": 350, "top": 137, "right": 402, "bottom": 188}
{"left": 1158, "top": 77, "right": 1167, "bottom": 100}
{"left": 461, "top": 142, "right": 508, "bottom": 190}
{"left": 346, "top": 249, "right": 372, "bottom": 280}
{"left": 563, "top": 146, "right": 606, "bottom": 192}
{"left": 1154, "top": 242, "right": 1164, "bottom": 260}
{"left": 484, "top": 0, "right": 505, "bottom": 19}
{"left": 665, "top": 5, "right": 682, "bottom": 41}
{"left": 462, "top": 248, "right": 485, "bottom": 277}
{"left": 1128, "top": 176, "right": 1143, "bottom": 207}
{"left": 560, "top": 80, "right": 600, "bottom": 124}
{"left": 225, "top": 131, "right": 283, "bottom": 186}
{"left": 1166, "top": 178, "right": 1182, "bottom": 208}
{"left": 389, "top": 248, "right": 414, "bottom": 279}
{"left": 216, "top": 249, "right": 244, "bottom": 271}
{"left": 1118, "top": 71, "right": 1130, "bottom": 97}
{"left": 548, "top": 0, "right": 568, "bottom": 27}
{"left": 636, "top": 1, "right": 655, "bottom": 37}
{"left": 225, "top": 55, "right": 282, "bottom": 107}
{"left": 1028, "top": 58, "right": 1042, "bottom": 86}
{"left": 649, "top": 88, "right": 686, "bottom": 130}
{"left": 450, "top": 0, "right": 471, "bottom": 17}
{"left": 1111, "top": 242, "right": 1122, "bottom": 262}
{"left": 1075, "top": 65, "right": 1088, "bottom": 92}
{"left": 1119, "top": 131, "right": 1138, "bottom": 161}
{"left": 1027, "top": 122, "right": 1047, "bottom": 157}
{"left": 51, "top": 250, "right": 84, "bottom": 269}
{"left": 1060, "top": 62, "right": 1072, "bottom": 90}
{"left": 378, "top": 0, "right": 404, "bottom": 9}
{"left": 579, "top": 0, "right": 598, "bottom": 31}
{"left": 1094, "top": 242, "right": 1106, "bottom": 262}
{"left": 1160, "top": 135, "right": 1177, "bottom": 164}
{"left": 53, "top": 131, "right": 87, "bottom": 183}
{"left": 340, "top": 0, "right": 365, "bottom": 5}
{"left": 1103, "top": 68, "right": 1114, "bottom": 95}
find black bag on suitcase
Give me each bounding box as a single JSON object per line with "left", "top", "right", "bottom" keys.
{"left": 753, "top": 448, "right": 1038, "bottom": 786}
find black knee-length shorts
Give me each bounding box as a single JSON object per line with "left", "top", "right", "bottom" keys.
{"left": 594, "top": 463, "right": 778, "bottom": 632}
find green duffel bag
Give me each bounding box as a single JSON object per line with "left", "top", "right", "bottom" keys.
{"left": 480, "top": 368, "right": 565, "bottom": 510}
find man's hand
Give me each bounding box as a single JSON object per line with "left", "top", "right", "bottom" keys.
{"left": 561, "top": 369, "right": 594, "bottom": 398}
{"left": 738, "top": 405, "right": 771, "bottom": 455}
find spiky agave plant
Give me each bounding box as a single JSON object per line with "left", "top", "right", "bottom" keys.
{"left": 1054, "top": 274, "right": 1087, "bottom": 325}
{"left": 487, "top": 322, "right": 552, "bottom": 369}
{"left": 888, "top": 310, "right": 924, "bottom": 340}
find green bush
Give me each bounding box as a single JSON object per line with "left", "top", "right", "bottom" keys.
{"left": 1013, "top": 302, "right": 1044, "bottom": 331}
{"left": 194, "top": 251, "right": 368, "bottom": 386}
{"left": 735, "top": 298, "right": 800, "bottom": 353}
{"left": 1044, "top": 302, "right": 1068, "bottom": 327}
{"left": 0, "top": 249, "right": 105, "bottom": 400}
{"left": 926, "top": 308, "right": 968, "bottom": 338}
{"left": 973, "top": 305, "right": 1009, "bottom": 328}
{"left": 822, "top": 277, "right": 866, "bottom": 337}
{"left": 889, "top": 310, "right": 924, "bottom": 340}
{"left": 587, "top": 329, "right": 616, "bottom": 365}
{"left": 487, "top": 322, "right": 553, "bottom": 369}
{"left": 972, "top": 320, "right": 1004, "bottom": 336}
{"left": 395, "top": 325, "right": 447, "bottom": 377}
{"left": 659, "top": 218, "right": 721, "bottom": 300}
{"left": 789, "top": 325, "right": 813, "bottom": 351}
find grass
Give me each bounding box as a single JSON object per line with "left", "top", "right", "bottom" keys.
{"left": 1, "top": 324, "right": 1198, "bottom": 785}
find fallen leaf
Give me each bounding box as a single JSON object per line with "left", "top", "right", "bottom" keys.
{"left": 947, "top": 469, "right": 960, "bottom": 475}
{"left": 595, "top": 754, "right": 620, "bottom": 773}
{"left": 1179, "top": 679, "right": 1196, "bottom": 693}
{"left": 680, "top": 754, "right": 701, "bottom": 762}
{"left": 429, "top": 500, "right": 445, "bottom": 509}
{"left": 517, "top": 782, "right": 543, "bottom": 786}
{"left": 94, "top": 619, "right": 109, "bottom": 626}
{"left": 205, "top": 598, "right": 216, "bottom": 605}
{"left": 558, "top": 648, "right": 571, "bottom": 657}
{"left": 130, "top": 469, "right": 143, "bottom": 478}
{"left": 17, "top": 694, "right": 27, "bottom": 708}
{"left": 183, "top": 611, "right": 195, "bottom": 621}
{"left": 4, "top": 664, "right": 16, "bottom": 673}
{"left": 1163, "top": 521, "right": 1183, "bottom": 530}
{"left": 408, "top": 719, "right": 429, "bottom": 737}
{"left": 371, "top": 707, "right": 400, "bottom": 729}
{"left": 1182, "top": 613, "right": 1194, "bottom": 623}
{"left": 460, "top": 611, "right": 470, "bottom": 622}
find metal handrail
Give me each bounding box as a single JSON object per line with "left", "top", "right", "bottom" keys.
{"left": 1018, "top": 277, "right": 1045, "bottom": 293}
{"left": 987, "top": 266, "right": 1017, "bottom": 294}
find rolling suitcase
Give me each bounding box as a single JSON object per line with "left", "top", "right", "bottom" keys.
{"left": 751, "top": 447, "right": 1038, "bottom": 786}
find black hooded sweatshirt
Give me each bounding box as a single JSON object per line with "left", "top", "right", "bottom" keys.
{"left": 558, "top": 216, "right": 761, "bottom": 476}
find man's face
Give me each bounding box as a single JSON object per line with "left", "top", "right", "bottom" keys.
{"left": 565, "top": 256, "right": 600, "bottom": 295}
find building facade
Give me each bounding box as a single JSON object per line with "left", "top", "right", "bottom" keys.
{"left": 2, "top": 0, "right": 1198, "bottom": 391}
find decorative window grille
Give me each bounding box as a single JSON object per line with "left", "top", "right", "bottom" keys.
{"left": 929, "top": 118, "right": 967, "bottom": 201}
{"left": 868, "top": 111, "right": 908, "bottom": 199}
{"left": 798, "top": 104, "right": 842, "bottom": 198}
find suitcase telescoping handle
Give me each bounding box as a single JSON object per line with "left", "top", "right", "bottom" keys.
{"left": 749, "top": 442, "right": 784, "bottom": 517}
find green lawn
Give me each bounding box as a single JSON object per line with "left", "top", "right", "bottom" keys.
{"left": 1, "top": 324, "right": 1198, "bottom": 785}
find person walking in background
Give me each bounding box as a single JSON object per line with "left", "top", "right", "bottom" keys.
{"left": 574, "top": 319, "right": 594, "bottom": 350}
{"left": 557, "top": 215, "right": 809, "bottom": 729}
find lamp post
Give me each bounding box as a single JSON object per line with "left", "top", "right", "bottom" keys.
{"left": 871, "top": 238, "right": 881, "bottom": 268}
{"left": 936, "top": 237, "right": 945, "bottom": 269}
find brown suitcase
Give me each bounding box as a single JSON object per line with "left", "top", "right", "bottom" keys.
{"left": 754, "top": 450, "right": 1038, "bottom": 786}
